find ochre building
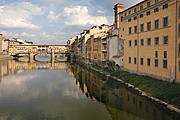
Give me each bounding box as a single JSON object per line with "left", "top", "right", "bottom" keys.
{"left": 118, "top": 0, "right": 180, "bottom": 81}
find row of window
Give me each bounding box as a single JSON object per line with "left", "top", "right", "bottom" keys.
{"left": 127, "top": 3, "right": 168, "bottom": 23}
{"left": 128, "top": 17, "right": 168, "bottom": 34}
{"left": 129, "top": 36, "right": 168, "bottom": 47}
{"left": 128, "top": 57, "right": 168, "bottom": 69}
{"left": 124, "top": 0, "right": 160, "bottom": 17}
{"left": 17, "top": 47, "right": 27, "bottom": 50}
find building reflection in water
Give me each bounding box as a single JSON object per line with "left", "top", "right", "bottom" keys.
{"left": 0, "top": 61, "right": 9, "bottom": 82}
{"left": 0, "top": 60, "right": 68, "bottom": 79}
{"left": 0, "top": 60, "right": 179, "bottom": 120}
{"left": 70, "top": 65, "right": 179, "bottom": 120}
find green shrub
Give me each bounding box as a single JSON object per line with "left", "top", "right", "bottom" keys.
{"left": 109, "top": 69, "right": 180, "bottom": 108}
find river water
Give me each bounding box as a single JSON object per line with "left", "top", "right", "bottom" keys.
{"left": 0, "top": 59, "right": 179, "bottom": 120}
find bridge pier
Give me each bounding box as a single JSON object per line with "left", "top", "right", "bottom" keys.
{"left": 29, "top": 53, "right": 34, "bottom": 63}
{"left": 51, "top": 49, "right": 55, "bottom": 65}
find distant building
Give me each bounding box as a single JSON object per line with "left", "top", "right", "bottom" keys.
{"left": 0, "top": 34, "right": 9, "bottom": 54}
{"left": 9, "top": 38, "right": 21, "bottom": 45}
{"left": 2, "top": 38, "right": 9, "bottom": 54}
{"left": 8, "top": 38, "right": 33, "bottom": 55}
{"left": 81, "top": 24, "right": 111, "bottom": 60}
{"left": 86, "top": 31, "right": 109, "bottom": 64}
{"left": 9, "top": 38, "right": 33, "bottom": 45}
{"left": 68, "top": 24, "right": 111, "bottom": 63}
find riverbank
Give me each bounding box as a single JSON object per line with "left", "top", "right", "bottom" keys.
{"left": 76, "top": 60, "right": 180, "bottom": 116}
{"left": 0, "top": 55, "right": 12, "bottom": 61}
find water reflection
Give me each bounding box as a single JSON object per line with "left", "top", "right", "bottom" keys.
{"left": 0, "top": 60, "right": 112, "bottom": 120}
{"left": 71, "top": 65, "right": 180, "bottom": 120}
{"left": 0, "top": 60, "right": 179, "bottom": 120}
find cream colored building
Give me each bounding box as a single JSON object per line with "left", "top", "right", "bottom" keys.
{"left": 80, "top": 24, "right": 111, "bottom": 60}
{"left": 2, "top": 38, "right": 9, "bottom": 54}
{"left": 107, "top": 25, "right": 124, "bottom": 66}
{"left": 107, "top": 4, "right": 125, "bottom": 67}
{"left": 118, "top": 0, "right": 180, "bottom": 82}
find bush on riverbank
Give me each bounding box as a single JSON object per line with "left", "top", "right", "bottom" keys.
{"left": 110, "top": 70, "right": 180, "bottom": 108}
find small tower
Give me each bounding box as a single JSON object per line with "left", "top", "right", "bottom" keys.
{"left": 0, "top": 34, "right": 3, "bottom": 54}
{"left": 114, "top": 4, "right": 124, "bottom": 29}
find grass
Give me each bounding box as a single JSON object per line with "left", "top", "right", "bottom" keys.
{"left": 90, "top": 64, "right": 102, "bottom": 71}
{"left": 90, "top": 64, "right": 180, "bottom": 109}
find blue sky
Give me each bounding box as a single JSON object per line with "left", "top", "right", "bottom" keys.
{"left": 0, "top": 0, "right": 143, "bottom": 44}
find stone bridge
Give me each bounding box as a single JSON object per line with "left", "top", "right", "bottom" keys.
{"left": 9, "top": 44, "right": 70, "bottom": 62}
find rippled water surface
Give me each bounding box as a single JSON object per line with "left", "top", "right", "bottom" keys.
{"left": 0, "top": 60, "right": 179, "bottom": 120}
{"left": 0, "top": 70, "right": 112, "bottom": 120}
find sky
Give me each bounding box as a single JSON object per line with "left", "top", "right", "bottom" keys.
{"left": 0, "top": 0, "right": 143, "bottom": 45}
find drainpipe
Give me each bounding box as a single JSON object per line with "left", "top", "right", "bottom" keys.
{"left": 137, "top": 12, "right": 139, "bottom": 72}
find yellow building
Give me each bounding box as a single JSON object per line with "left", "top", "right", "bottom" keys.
{"left": 86, "top": 32, "right": 109, "bottom": 64}
{"left": 118, "top": 0, "right": 180, "bottom": 82}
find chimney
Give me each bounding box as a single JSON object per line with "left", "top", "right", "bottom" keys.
{"left": 114, "top": 3, "right": 124, "bottom": 29}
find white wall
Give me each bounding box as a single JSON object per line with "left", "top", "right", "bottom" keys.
{"left": 107, "top": 28, "right": 124, "bottom": 66}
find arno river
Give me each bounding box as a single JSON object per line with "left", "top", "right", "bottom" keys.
{"left": 0, "top": 58, "right": 179, "bottom": 120}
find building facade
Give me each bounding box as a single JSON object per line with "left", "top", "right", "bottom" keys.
{"left": 107, "top": 25, "right": 124, "bottom": 66}
{"left": 81, "top": 25, "right": 111, "bottom": 60}
{"left": 106, "top": 4, "right": 125, "bottom": 67}
{"left": 2, "top": 38, "right": 9, "bottom": 54}
{"left": 119, "top": 0, "right": 180, "bottom": 81}
{"left": 0, "top": 34, "right": 3, "bottom": 54}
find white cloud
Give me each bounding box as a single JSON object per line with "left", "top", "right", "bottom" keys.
{"left": 0, "top": 31, "right": 35, "bottom": 39}
{"left": 19, "top": 32, "right": 36, "bottom": 38}
{"left": 53, "top": 31, "right": 65, "bottom": 35}
{"left": 41, "top": 32, "right": 57, "bottom": 41}
{"left": 2, "top": 74, "right": 37, "bottom": 86}
{"left": 9, "top": 2, "right": 43, "bottom": 15}
{"left": 47, "top": 10, "right": 60, "bottom": 23}
{"left": 0, "top": 2, "right": 43, "bottom": 29}
{"left": 63, "top": 6, "right": 109, "bottom": 26}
